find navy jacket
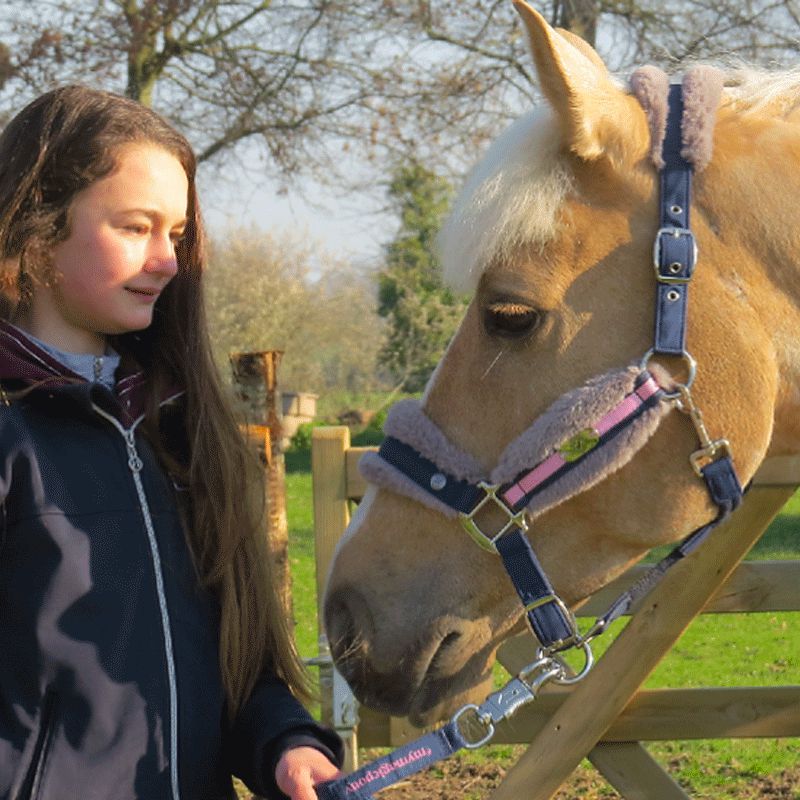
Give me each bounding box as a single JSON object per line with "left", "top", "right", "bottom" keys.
{"left": 0, "top": 322, "right": 341, "bottom": 800}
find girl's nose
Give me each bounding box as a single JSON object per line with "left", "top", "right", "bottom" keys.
{"left": 144, "top": 235, "right": 179, "bottom": 277}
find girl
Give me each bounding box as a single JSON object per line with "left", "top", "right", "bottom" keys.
{"left": 0, "top": 86, "right": 342, "bottom": 800}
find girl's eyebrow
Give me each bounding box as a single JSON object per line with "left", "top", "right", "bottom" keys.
{"left": 116, "top": 207, "right": 188, "bottom": 227}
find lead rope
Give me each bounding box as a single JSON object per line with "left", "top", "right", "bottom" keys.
{"left": 315, "top": 79, "right": 742, "bottom": 800}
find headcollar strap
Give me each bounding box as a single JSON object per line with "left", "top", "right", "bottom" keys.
{"left": 653, "top": 83, "right": 695, "bottom": 356}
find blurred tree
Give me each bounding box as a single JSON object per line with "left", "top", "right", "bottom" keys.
{"left": 377, "top": 162, "right": 467, "bottom": 392}
{"left": 205, "top": 227, "right": 386, "bottom": 393}
{"left": 0, "top": 0, "right": 407, "bottom": 177}
{"left": 554, "top": 0, "right": 598, "bottom": 45}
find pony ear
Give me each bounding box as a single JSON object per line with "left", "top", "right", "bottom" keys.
{"left": 554, "top": 27, "right": 606, "bottom": 72}
{"left": 513, "top": 0, "right": 646, "bottom": 163}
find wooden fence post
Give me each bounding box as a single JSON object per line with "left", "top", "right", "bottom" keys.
{"left": 312, "top": 426, "right": 360, "bottom": 772}
{"left": 230, "top": 351, "right": 292, "bottom": 626}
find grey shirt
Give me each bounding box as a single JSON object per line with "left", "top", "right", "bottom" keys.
{"left": 27, "top": 334, "right": 121, "bottom": 390}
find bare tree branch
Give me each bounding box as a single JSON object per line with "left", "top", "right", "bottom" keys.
{"left": 0, "top": 0, "right": 797, "bottom": 192}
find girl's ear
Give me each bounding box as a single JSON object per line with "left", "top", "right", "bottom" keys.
{"left": 513, "top": 0, "right": 648, "bottom": 164}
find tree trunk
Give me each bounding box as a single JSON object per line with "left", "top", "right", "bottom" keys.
{"left": 554, "top": 0, "right": 598, "bottom": 46}
{"left": 230, "top": 351, "right": 292, "bottom": 632}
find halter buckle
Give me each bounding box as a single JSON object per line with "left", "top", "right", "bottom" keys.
{"left": 524, "top": 594, "right": 584, "bottom": 651}
{"left": 690, "top": 440, "right": 733, "bottom": 478}
{"left": 459, "top": 481, "right": 527, "bottom": 553}
{"left": 653, "top": 226, "right": 697, "bottom": 283}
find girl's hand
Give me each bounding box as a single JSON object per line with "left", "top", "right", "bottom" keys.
{"left": 275, "top": 745, "right": 342, "bottom": 800}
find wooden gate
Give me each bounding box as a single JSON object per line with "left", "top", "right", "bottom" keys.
{"left": 310, "top": 426, "right": 800, "bottom": 799}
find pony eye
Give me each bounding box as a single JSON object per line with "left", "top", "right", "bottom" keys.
{"left": 483, "top": 301, "right": 543, "bottom": 339}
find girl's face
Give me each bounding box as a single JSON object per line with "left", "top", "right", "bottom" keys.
{"left": 25, "top": 142, "right": 189, "bottom": 354}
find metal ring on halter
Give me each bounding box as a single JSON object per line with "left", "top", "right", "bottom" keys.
{"left": 639, "top": 348, "right": 697, "bottom": 400}
{"left": 538, "top": 639, "right": 594, "bottom": 685}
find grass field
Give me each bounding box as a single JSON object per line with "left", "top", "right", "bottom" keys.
{"left": 282, "top": 453, "right": 800, "bottom": 798}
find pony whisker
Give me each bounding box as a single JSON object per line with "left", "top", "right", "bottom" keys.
{"left": 481, "top": 349, "right": 506, "bottom": 380}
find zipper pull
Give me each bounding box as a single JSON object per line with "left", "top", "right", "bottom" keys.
{"left": 124, "top": 431, "right": 144, "bottom": 473}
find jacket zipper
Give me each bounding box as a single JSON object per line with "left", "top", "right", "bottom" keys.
{"left": 92, "top": 405, "right": 181, "bottom": 800}
{"left": 18, "top": 687, "right": 58, "bottom": 800}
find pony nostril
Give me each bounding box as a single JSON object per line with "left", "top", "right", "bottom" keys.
{"left": 324, "top": 587, "right": 371, "bottom": 667}
{"left": 427, "top": 630, "right": 464, "bottom": 677}
{"left": 441, "top": 631, "right": 462, "bottom": 649}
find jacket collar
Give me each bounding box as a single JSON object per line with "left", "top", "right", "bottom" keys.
{"left": 0, "top": 319, "right": 175, "bottom": 427}
{"left": 0, "top": 318, "right": 86, "bottom": 386}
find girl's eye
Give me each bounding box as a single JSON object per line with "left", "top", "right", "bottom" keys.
{"left": 483, "top": 301, "right": 543, "bottom": 339}
{"left": 125, "top": 224, "right": 149, "bottom": 235}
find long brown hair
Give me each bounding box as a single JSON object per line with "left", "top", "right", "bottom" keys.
{"left": 0, "top": 85, "right": 309, "bottom": 713}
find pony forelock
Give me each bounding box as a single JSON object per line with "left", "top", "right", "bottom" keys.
{"left": 438, "top": 107, "right": 572, "bottom": 294}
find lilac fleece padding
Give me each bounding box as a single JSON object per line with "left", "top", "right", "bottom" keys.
{"left": 358, "top": 398, "right": 486, "bottom": 519}
{"left": 680, "top": 66, "right": 724, "bottom": 171}
{"left": 380, "top": 398, "right": 485, "bottom": 483}
{"left": 630, "top": 64, "right": 723, "bottom": 172}
{"left": 358, "top": 367, "right": 672, "bottom": 523}
{"left": 630, "top": 65, "right": 670, "bottom": 169}
{"left": 491, "top": 366, "right": 670, "bottom": 520}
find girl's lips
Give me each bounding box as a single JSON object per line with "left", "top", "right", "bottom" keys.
{"left": 125, "top": 286, "right": 161, "bottom": 302}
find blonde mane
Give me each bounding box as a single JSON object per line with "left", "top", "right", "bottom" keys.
{"left": 439, "top": 67, "right": 800, "bottom": 295}
{"left": 722, "top": 66, "right": 800, "bottom": 116}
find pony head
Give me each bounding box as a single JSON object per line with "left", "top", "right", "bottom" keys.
{"left": 324, "top": 0, "right": 800, "bottom": 726}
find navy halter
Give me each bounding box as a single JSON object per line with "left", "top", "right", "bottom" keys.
{"left": 316, "top": 83, "right": 743, "bottom": 800}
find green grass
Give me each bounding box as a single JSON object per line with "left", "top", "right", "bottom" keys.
{"left": 286, "top": 469, "right": 317, "bottom": 659}
{"left": 285, "top": 454, "right": 800, "bottom": 796}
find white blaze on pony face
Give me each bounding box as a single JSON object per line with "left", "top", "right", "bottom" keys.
{"left": 325, "top": 0, "right": 796, "bottom": 726}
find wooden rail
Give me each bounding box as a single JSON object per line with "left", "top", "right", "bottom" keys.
{"left": 311, "top": 427, "right": 800, "bottom": 798}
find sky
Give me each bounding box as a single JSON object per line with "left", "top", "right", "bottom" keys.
{"left": 198, "top": 162, "right": 395, "bottom": 270}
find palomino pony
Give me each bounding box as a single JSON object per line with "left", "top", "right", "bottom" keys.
{"left": 324, "top": 0, "right": 800, "bottom": 728}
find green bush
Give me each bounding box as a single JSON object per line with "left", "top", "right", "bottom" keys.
{"left": 287, "top": 421, "right": 326, "bottom": 452}
{"left": 351, "top": 408, "right": 387, "bottom": 446}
